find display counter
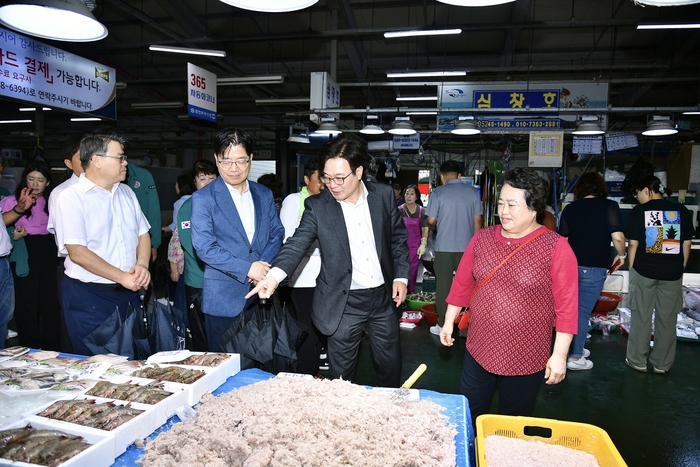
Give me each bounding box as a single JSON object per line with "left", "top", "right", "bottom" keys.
{"left": 111, "top": 368, "right": 474, "bottom": 467}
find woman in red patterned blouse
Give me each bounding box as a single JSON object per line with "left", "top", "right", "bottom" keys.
{"left": 439, "top": 167, "right": 578, "bottom": 426}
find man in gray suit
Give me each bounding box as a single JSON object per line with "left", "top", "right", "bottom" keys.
{"left": 248, "top": 136, "right": 409, "bottom": 387}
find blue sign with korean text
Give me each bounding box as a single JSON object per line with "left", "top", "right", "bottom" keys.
{"left": 473, "top": 90, "right": 559, "bottom": 110}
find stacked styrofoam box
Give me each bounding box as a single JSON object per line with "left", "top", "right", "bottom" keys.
{"left": 0, "top": 418, "right": 116, "bottom": 467}
{"left": 23, "top": 396, "right": 157, "bottom": 458}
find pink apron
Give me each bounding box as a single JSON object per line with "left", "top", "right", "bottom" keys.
{"left": 401, "top": 205, "right": 423, "bottom": 293}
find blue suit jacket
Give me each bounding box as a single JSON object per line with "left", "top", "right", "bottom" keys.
{"left": 191, "top": 178, "right": 284, "bottom": 318}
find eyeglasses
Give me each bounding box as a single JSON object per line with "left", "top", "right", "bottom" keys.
{"left": 320, "top": 172, "right": 354, "bottom": 185}
{"left": 95, "top": 154, "right": 127, "bottom": 163}
{"left": 217, "top": 158, "right": 250, "bottom": 169}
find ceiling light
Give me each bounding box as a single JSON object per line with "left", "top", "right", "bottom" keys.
{"left": 451, "top": 116, "right": 481, "bottom": 135}
{"left": 315, "top": 121, "right": 342, "bottom": 135}
{"left": 396, "top": 96, "right": 438, "bottom": 102}
{"left": 217, "top": 0, "right": 319, "bottom": 13}
{"left": 288, "top": 124, "right": 310, "bottom": 144}
{"left": 437, "top": 0, "right": 516, "bottom": 6}
{"left": 217, "top": 75, "right": 285, "bottom": 86}
{"left": 0, "top": 0, "right": 107, "bottom": 42}
{"left": 406, "top": 111, "right": 438, "bottom": 116}
{"left": 255, "top": 98, "right": 310, "bottom": 105}
{"left": 388, "top": 117, "right": 416, "bottom": 135}
{"left": 384, "top": 28, "right": 462, "bottom": 39}
{"left": 572, "top": 115, "right": 605, "bottom": 135}
{"left": 70, "top": 117, "right": 102, "bottom": 122}
{"left": 149, "top": 45, "right": 226, "bottom": 58}
{"left": 642, "top": 116, "right": 678, "bottom": 136}
{"left": 132, "top": 102, "right": 184, "bottom": 109}
{"left": 632, "top": 0, "right": 700, "bottom": 6}
{"left": 637, "top": 23, "right": 700, "bottom": 30}
{"left": 387, "top": 70, "right": 466, "bottom": 79}
{"left": 0, "top": 119, "right": 32, "bottom": 124}
{"left": 19, "top": 107, "right": 51, "bottom": 111}
{"left": 683, "top": 111, "right": 700, "bottom": 115}
{"left": 360, "top": 115, "right": 384, "bottom": 135}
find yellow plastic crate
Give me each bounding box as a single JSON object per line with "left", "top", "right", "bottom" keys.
{"left": 476, "top": 415, "right": 627, "bottom": 467}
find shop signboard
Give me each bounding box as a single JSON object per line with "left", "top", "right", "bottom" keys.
{"left": 0, "top": 26, "right": 116, "bottom": 118}
{"left": 438, "top": 82, "right": 608, "bottom": 133}
{"left": 188, "top": 62, "right": 217, "bottom": 123}
{"left": 393, "top": 134, "right": 420, "bottom": 150}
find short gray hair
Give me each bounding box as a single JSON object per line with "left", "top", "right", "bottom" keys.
{"left": 80, "top": 133, "right": 127, "bottom": 169}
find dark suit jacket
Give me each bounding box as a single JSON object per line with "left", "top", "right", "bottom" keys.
{"left": 191, "top": 178, "right": 284, "bottom": 318}
{"left": 273, "top": 181, "right": 410, "bottom": 335}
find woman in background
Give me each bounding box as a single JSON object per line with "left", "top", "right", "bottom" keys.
{"left": 558, "top": 172, "right": 626, "bottom": 370}
{"left": 625, "top": 175, "right": 693, "bottom": 374}
{"left": 0, "top": 161, "right": 60, "bottom": 350}
{"left": 166, "top": 174, "right": 194, "bottom": 314}
{"left": 178, "top": 160, "right": 218, "bottom": 351}
{"left": 398, "top": 184, "right": 428, "bottom": 293}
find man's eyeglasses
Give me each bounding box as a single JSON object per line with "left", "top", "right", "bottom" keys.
{"left": 320, "top": 172, "right": 354, "bottom": 186}
{"left": 217, "top": 158, "right": 250, "bottom": 169}
{"left": 95, "top": 154, "right": 127, "bottom": 163}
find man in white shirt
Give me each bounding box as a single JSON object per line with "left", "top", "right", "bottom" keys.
{"left": 49, "top": 132, "right": 151, "bottom": 355}
{"left": 248, "top": 136, "right": 410, "bottom": 387}
{"left": 191, "top": 128, "right": 284, "bottom": 351}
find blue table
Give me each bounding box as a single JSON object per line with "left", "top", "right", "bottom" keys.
{"left": 113, "top": 369, "right": 475, "bottom": 466}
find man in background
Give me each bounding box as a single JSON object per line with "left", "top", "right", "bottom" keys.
{"left": 426, "top": 160, "right": 482, "bottom": 336}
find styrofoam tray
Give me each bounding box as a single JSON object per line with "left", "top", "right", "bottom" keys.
{"left": 91, "top": 376, "right": 189, "bottom": 428}
{"left": 0, "top": 418, "right": 115, "bottom": 467}
{"left": 23, "top": 396, "right": 156, "bottom": 459}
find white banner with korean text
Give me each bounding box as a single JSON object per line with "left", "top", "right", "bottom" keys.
{"left": 188, "top": 62, "right": 217, "bottom": 123}
{"left": 0, "top": 27, "right": 116, "bottom": 117}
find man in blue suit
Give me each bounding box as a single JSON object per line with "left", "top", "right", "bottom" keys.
{"left": 248, "top": 136, "right": 410, "bottom": 387}
{"left": 191, "top": 128, "right": 284, "bottom": 351}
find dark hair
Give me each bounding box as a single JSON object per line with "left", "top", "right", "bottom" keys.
{"left": 317, "top": 135, "right": 368, "bottom": 178}
{"left": 574, "top": 172, "right": 608, "bottom": 200}
{"left": 80, "top": 133, "right": 127, "bottom": 169}
{"left": 213, "top": 128, "right": 253, "bottom": 158}
{"left": 403, "top": 184, "right": 418, "bottom": 197}
{"left": 634, "top": 175, "right": 671, "bottom": 197}
{"left": 303, "top": 157, "right": 320, "bottom": 181}
{"left": 14, "top": 160, "right": 53, "bottom": 217}
{"left": 62, "top": 134, "right": 83, "bottom": 162}
{"left": 257, "top": 173, "right": 283, "bottom": 199}
{"left": 501, "top": 167, "right": 547, "bottom": 215}
{"left": 439, "top": 160, "right": 460, "bottom": 175}
{"left": 189, "top": 159, "right": 218, "bottom": 184}
{"left": 176, "top": 174, "right": 194, "bottom": 197}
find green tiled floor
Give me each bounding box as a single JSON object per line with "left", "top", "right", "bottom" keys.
{"left": 354, "top": 318, "right": 700, "bottom": 467}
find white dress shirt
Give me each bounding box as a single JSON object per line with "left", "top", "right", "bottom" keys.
{"left": 225, "top": 180, "right": 255, "bottom": 244}
{"left": 50, "top": 174, "right": 151, "bottom": 283}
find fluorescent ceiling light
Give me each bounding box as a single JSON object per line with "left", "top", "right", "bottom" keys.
{"left": 396, "top": 96, "right": 438, "bottom": 101}
{"left": 0, "top": 119, "right": 32, "bottom": 124}
{"left": 19, "top": 107, "right": 51, "bottom": 111}
{"left": 255, "top": 98, "right": 310, "bottom": 105}
{"left": 384, "top": 28, "right": 462, "bottom": 39}
{"left": 387, "top": 70, "right": 466, "bottom": 78}
{"left": 70, "top": 117, "right": 102, "bottom": 122}
{"left": 217, "top": 75, "right": 285, "bottom": 86}
{"left": 642, "top": 116, "right": 678, "bottom": 137}
{"left": 632, "top": 0, "right": 700, "bottom": 6}
{"left": 132, "top": 102, "right": 184, "bottom": 109}
{"left": 149, "top": 45, "right": 226, "bottom": 58}
{"left": 637, "top": 23, "right": 700, "bottom": 30}
{"left": 217, "top": 0, "right": 319, "bottom": 13}
{"left": 406, "top": 111, "right": 438, "bottom": 115}
{"left": 683, "top": 111, "right": 700, "bottom": 115}
{"left": 437, "top": 0, "right": 516, "bottom": 6}
{"left": 0, "top": 0, "right": 107, "bottom": 42}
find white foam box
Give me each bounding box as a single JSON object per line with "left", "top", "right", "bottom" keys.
{"left": 0, "top": 417, "right": 115, "bottom": 467}
{"left": 23, "top": 396, "right": 156, "bottom": 459}
{"left": 92, "top": 376, "right": 189, "bottom": 429}
{"left": 133, "top": 353, "right": 240, "bottom": 406}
